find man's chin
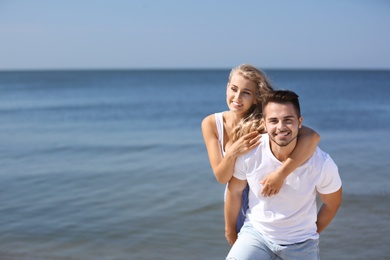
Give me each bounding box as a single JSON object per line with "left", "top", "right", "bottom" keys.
{"left": 270, "top": 137, "right": 294, "bottom": 147}
{"left": 269, "top": 132, "right": 299, "bottom": 147}
{"left": 275, "top": 141, "right": 289, "bottom": 147}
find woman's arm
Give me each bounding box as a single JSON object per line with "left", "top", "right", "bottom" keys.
{"left": 260, "top": 126, "right": 320, "bottom": 196}
{"left": 201, "top": 115, "right": 260, "bottom": 184}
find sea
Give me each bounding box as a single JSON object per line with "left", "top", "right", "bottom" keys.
{"left": 0, "top": 69, "right": 389, "bottom": 260}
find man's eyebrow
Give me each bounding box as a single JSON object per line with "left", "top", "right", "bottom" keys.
{"left": 267, "top": 115, "right": 295, "bottom": 120}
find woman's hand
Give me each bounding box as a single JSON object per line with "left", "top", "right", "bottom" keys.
{"left": 260, "top": 170, "right": 285, "bottom": 197}
{"left": 227, "top": 131, "right": 261, "bottom": 158}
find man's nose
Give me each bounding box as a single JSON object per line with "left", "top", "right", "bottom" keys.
{"left": 277, "top": 122, "right": 286, "bottom": 129}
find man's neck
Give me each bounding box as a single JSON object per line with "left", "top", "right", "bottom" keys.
{"left": 269, "top": 140, "right": 297, "bottom": 162}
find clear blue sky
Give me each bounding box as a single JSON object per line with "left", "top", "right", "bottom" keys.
{"left": 1, "top": 0, "right": 389, "bottom": 70}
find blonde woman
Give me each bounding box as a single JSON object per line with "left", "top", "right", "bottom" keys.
{"left": 201, "top": 64, "right": 320, "bottom": 232}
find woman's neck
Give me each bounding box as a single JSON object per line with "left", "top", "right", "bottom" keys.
{"left": 226, "top": 111, "right": 245, "bottom": 126}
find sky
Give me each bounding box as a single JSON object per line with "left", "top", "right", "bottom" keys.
{"left": 0, "top": 0, "right": 389, "bottom": 70}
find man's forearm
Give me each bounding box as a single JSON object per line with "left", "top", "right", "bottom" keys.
{"left": 316, "top": 204, "right": 338, "bottom": 234}
{"left": 224, "top": 188, "right": 243, "bottom": 245}
{"left": 317, "top": 188, "right": 342, "bottom": 234}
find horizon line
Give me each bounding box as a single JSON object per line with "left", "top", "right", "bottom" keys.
{"left": 1, "top": 66, "right": 390, "bottom": 72}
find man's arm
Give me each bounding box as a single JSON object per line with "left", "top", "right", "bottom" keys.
{"left": 316, "top": 187, "right": 342, "bottom": 234}
{"left": 225, "top": 176, "right": 248, "bottom": 246}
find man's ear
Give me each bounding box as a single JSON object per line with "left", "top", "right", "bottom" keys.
{"left": 298, "top": 116, "right": 303, "bottom": 129}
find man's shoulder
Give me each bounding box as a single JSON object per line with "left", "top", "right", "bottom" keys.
{"left": 308, "top": 147, "right": 338, "bottom": 170}
{"left": 261, "top": 133, "right": 269, "bottom": 142}
{"left": 312, "top": 147, "right": 333, "bottom": 161}
{"left": 236, "top": 134, "right": 269, "bottom": 168}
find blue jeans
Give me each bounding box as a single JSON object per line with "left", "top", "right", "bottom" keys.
{"left": 226, "top": 222, "right": 320, "bottom": 260}
{"left": 236, "top": 184, "right": 249, "bottom": 233}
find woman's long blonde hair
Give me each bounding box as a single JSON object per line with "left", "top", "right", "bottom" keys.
{"left": 230, "top": 64, "right": 274, "bottom": 142}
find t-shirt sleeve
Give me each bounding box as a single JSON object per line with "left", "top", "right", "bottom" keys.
{"left": 233, "top": 155, "right": 247, "bottom": 181}
{"left": 317, "top": 156, "right": 342, "bottom": 194}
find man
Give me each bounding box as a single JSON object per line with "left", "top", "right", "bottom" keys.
{"left": 225, "top": 90, "right": 342, "bottom": 260}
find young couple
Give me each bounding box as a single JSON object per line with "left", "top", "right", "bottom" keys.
{"left": 201, "top": 64, "right": 342, "bottom": 260}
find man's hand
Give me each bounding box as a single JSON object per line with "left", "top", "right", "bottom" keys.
{"left": 225, "top": 227, "right": 238, "bottom": 246}
{"left": 260, "top": 170, "right": 285, "bottom": 197}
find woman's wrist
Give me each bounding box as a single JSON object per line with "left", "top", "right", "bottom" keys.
{"left": 276, "top": 164, "right": 292, "bottom": 178}
{"left": 225, "top": 149, "right": 238, "bottom": 160}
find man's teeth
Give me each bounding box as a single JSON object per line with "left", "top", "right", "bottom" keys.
{"left": 277, "top": 132, "right": 289, "bottom": 136}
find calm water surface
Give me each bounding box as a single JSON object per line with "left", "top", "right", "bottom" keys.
{"left": 0, "top": 69, "right": 389, "bottom": 259}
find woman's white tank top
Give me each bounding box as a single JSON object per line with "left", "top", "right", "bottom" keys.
{"left": 215, "top": 112, "right": 226, "bottom": 157}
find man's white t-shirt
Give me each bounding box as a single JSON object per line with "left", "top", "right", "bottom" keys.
{"left": 234, "top": 134, "right": 342, "bottom": 245}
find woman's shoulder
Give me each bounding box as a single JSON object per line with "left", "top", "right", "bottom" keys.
{"left": 202, "top": 111, "right": 226, "bottom": 124}
{"left": 201, "top": 113, "right": 217, "bottom": 131}
{"left": 202, "top": 111, "right": 228, "bottom": 136}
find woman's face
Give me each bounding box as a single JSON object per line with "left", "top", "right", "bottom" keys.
{"left": 226, "top": 72, "right": 257, "bottom": 115}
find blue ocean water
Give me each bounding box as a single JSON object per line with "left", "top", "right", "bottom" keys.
{"left": 0, "top": 69, "right": 389, "bottom": 259}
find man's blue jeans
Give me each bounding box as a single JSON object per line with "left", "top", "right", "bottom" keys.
{"left": 226, "top": 222, "right": 320, "bottom": 260}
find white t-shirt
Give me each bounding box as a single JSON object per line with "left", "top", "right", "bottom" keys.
{"left": 234, "top": 134, "right": 342, "bottom": 245}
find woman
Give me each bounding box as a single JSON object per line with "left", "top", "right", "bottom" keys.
{"left": 201, "top": 64, "right": 320, "bottom": 232}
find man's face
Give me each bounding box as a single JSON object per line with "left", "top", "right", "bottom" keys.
{"left": 263, "top": 102, "right": 302, "bottom": 147}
